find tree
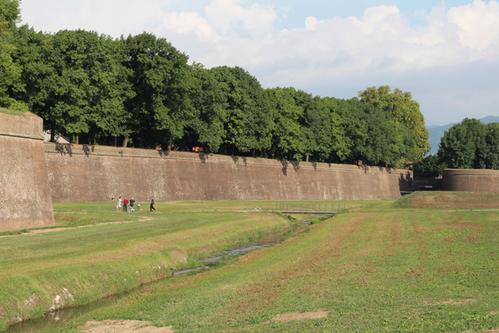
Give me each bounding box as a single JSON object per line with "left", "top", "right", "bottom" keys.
{"left": 183, "top": 63, "right": 226, "bottom": 151}
{"left": 266, "top": 88, "right": 307, "bottom": 160}
{"left": 11, "top": 25, "right": 47, "bottom": 108}
{"left": 481, "top": 123, "right": 499, "bottom": 169}
{"left": 413, "top": 155, "right": 444, "bottom": 177}
{"left": 123, "top": 33, "right": 191, "bottom": 147}
{"left": 211, "top": 66, "right": 273, "bottom": 155}
{"left": 0, "top": 0, "right": 25, "bottom": 110}
{"left": 359, "top": 86, "right": 429, "bottom": 161}
{"left": 319, "top": 97, "right": 353, "bottom": 163}
{"left": 438, "top": 118, "right": 492, "bottom": 169}
{"left": 13, "top": 29, "right": 133, "bottom": 143}
{"left": 359, "top": 108, "right": 409, "bottom": 168}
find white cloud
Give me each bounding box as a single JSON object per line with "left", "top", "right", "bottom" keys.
{"left": 21, "top": 0, "right": 166, "bottom": 36}
{"left": 204, "top": 0, "right": 277, "bottom": 36}
{"left": 448, "top": 0, "right": 499, "bottom": 50}
{"left": 21, "top": 0, "right": 499, "bottom": 70}
{"left": 304, "top": 16, "right": 318, "bottom": 31}
{"left": 159, "top": 12, "right": 218, "bottom": 42}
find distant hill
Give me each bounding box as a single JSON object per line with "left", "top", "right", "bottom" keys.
{"left": 427, "top": 115, "right": 499, "bottom": 155}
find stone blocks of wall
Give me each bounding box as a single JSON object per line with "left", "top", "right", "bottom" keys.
{"left": 0, "top": 112, "right": 54, "bottom": 230}
{"left": 442, "top": 169, "right": 499, "bottom": 193}
{"left": 46, "top": 143, "right": 410, "bottom": 202}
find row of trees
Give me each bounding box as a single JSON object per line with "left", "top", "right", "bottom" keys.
{"left": 414, "top": 119, "right": 499, "bottom": 176}
{"left": 1, "top": 0, "right": 429, "bottom": 167}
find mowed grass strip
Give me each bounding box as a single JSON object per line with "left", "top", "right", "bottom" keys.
{"left": 396, "top": 191, "right": 499, "bottom": 209}
{"left": 38, "top": 207, "right": 499, "bottom": 332}
{"left": 0, "top": 209, "right": 294, "bottom": 330}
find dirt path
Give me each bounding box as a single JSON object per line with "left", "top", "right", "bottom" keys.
{"left": 81, "top": 320, "right": 174, "bottom": 333}
{"left": 4, "top": 216, "right": 155, "bottom": 237}
{"left": 272, "top": 310, "right": 329, "bottom": 322}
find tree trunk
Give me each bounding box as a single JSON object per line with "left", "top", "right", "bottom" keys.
{"left": 50, "top": 120, "right": 55, "bottom": 142}
{"left": 123, "top": 135, "right": 129, "bottom": 147}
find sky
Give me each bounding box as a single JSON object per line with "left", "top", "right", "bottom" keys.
{"left": 20, "top": 0, "right": 499, "bottom": 125}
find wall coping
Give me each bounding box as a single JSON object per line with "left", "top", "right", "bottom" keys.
{"left": 0, "top": 112, "right": 43, "bottom": 140}
{"left": 44, "top": 142, "right": 411, "bottom": 175}
{"left": 444, "top": 168, "right": 499, "bottom": 176}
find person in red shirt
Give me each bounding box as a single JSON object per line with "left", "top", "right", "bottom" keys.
{"left": 123, "top": 197, "right": 129, "bottom": 213}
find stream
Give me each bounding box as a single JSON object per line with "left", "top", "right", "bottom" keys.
{"left": 5, "top": 214, "right": 334, "bottom": 332}
{"left": 5, "top": 243, "right": 275, "bottom": 333}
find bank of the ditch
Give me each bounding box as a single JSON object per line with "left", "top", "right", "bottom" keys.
{"left": 0, "top": 208, "right": 319, "bottom": 331}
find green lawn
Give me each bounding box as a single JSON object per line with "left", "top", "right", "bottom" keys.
{"left": 1, "top": 194, "right": 498, "bottom": 332}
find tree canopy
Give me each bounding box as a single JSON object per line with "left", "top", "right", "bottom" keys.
{"left": 438, "top": 119, "right": 498, "bottom": 170}
{"left": 0, "top": 0, "right": 24, "bottom": 110}
{"left": 1, "top": 2, "right": 435, "bottom": 168}
{"left": 359, "top": 86, "right": 429, "bottom": 161}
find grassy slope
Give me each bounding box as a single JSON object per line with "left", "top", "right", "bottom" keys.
{"left": 20, "top": 195, "right": 498, "bottom": 333}
{"left": 0, "top": 204, "right": 303, "bottom": 330}
{"left": 396, "top": 191, "right": 499, "bottom": 209}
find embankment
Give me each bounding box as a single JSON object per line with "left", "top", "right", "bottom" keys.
{"left": 0, "top": 112, "right": 54, "bottom": 231}
{"left": 45, "top": 143, "right": 411, "bottom": 202}
{"left": 396, "top": 191, "right": 499, "bottom": 209}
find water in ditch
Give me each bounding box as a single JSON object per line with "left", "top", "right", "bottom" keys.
{"left": 4, "top": 244, "right": 274, "bottom": 333}
{"left": 5, "top": 215, "right": 332, "bottom": 332}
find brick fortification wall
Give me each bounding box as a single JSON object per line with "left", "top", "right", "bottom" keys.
{"left": 0, "top": 112, "right": 54, "bottom": 230}
{"left": 46, "top": 143, "right": 411, "bottom": 202}
{"left": 442, "top": 169, "right": 499, "bottom": 192}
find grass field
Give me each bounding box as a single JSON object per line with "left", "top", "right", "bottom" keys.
{"left": 1, "top": 193, "right": 498, "bottom": 332}
{"left": 0, "top": 203, "right": 306, "bottom": 331}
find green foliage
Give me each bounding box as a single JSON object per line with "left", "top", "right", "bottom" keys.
{"left": 266, "top": 88, "right": 307, "bottom": 160}
{"left": 12, "top": 28, "right": 133, "bottom": 142}
{"left": 4, "top": 8, "right": 430, "bottom": 167}
{"left": 413, "top": 155, "right": 445, "bottom": 177}
{"left": 438, "top": 119, "right": 498, "bottom": 169}
{"left": 0, "top": 0, "right": 25, "bottom": 110}
{"left": 211, "top": 66, "right": 273, "bottom": 154}
{"left": 359, "top": 86, "right": 429, "bottom": 161}
{"left": 482, "top": 123, "right": 499, "bottom": 169}
{"left": 183, "top": 63, "right": 226, "bottom": 151}
{"left": 123, "top": 33, "right": 191, "bottom": 147}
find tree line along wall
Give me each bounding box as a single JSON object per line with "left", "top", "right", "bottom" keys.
{"left": 45, "top": 143, "right": 411, "bottom": 203}
{"left": 0, "top": 112, "right": 54, "bottom": 231}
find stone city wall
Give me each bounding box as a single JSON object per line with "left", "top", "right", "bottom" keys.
{"left": 0, "top": 112, "right": 54, "bottom": 231}
{"left": 442, "top": 169, "right": 499, "bottom": 193}
{"left": 45, "top": 143, "right": 411, "bottom": 202}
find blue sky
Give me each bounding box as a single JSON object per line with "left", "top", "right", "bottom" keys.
{"left": 20, "top": 0, "right": 499, "bottom": 125}
{"left": 267, "top": 0, "right": 470, "bottom": 25}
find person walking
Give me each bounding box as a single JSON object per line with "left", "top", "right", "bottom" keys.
{"left": 129, "top": 197, "right": 136, "bottom": 213}
{"left": 116, "top": 196, "right": 123, "bottom": 211}
{"left": 150, "top": 198, "right": 156, "bottom": 212}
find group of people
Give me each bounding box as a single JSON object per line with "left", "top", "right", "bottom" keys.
{"left": 115, "top": 196, "right": 156, "bottom": 213}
